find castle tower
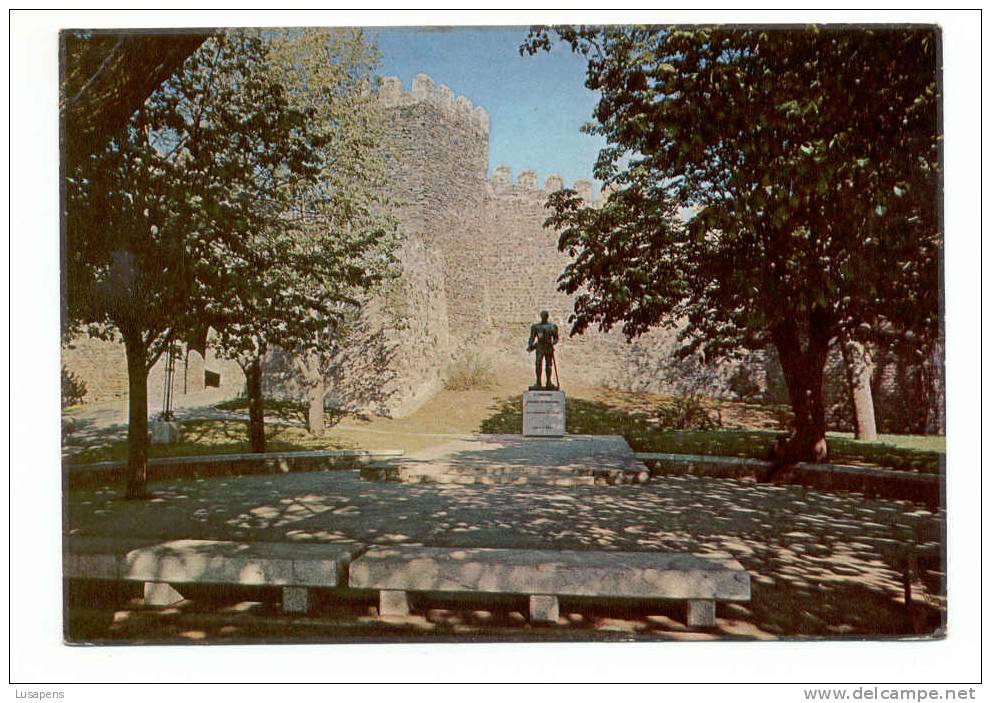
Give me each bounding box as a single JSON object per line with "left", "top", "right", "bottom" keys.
{"left": 378, "top": 74, "right": 492, "bottom": 340}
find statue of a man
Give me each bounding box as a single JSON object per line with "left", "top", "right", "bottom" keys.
{"left": 527, "top": 310, "right": 559, "bottom": 390}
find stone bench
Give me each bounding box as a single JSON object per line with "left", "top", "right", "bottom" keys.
{"left": 347, "top": 546, "right": 751, "bottom": 628}
{"left": 64, "top": 536, "right": 364, "bottom": 614}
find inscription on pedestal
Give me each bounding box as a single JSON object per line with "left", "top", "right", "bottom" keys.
{"left": 523, "top": 391, "right": 566, "bottom": 437}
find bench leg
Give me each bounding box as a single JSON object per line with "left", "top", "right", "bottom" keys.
{"left": 529, "top": 595, "right": 559, "bottom": 624}
{"left": 143, "top": 582, "right": 183, "bottom": 607}
{"left": 379, "top": 590, "right": 411, "bottom": 617}
{"left": 686, "top": 599, "right": 716, "bottom": 629}
{"left": 282, "top": 586, "right": 309, "bottom": 615}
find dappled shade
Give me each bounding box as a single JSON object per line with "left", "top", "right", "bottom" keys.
{"left": 67, "top": 470, "right": 944, "bottom": 637}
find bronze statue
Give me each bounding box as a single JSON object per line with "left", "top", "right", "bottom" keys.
{"left": 527, "top": 310, "right": 559, "bottom": 390}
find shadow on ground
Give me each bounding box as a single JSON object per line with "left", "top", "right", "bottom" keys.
{"left": 66, "top": 469, "right": 945, "bottom": 640}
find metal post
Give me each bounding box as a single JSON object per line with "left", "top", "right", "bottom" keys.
{"left": 162, "top": 343, "right": 176, "bottom": 421}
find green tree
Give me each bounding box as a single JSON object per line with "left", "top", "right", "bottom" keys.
{"left": 523, "top": 25, "right": 940, "bottom": 462}
{"left": 206, "top": 28, "right": 399, "bottom": 451}
{"left": 64, "top": 30, "right": 322, "bottom": 497}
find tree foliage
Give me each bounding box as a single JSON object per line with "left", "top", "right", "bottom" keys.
{"left": 206, "top": 28, "right": 398, "bottom": 366}
{"left": 65, "top": 30, "right": 322, "bottom": 360}
{"left": 201, "top": 28, "right": 400, "bottom": 448}
{"left": 523, "top": 25, "right": 941, "bottom": 460}
{"left": 64, "top": 30, "right": 325, "bottom": 493}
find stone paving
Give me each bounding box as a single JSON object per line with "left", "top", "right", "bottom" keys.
{"left": 66, "top": 468, "right": 945, "bottom": 638}
{"left": 365, "top": 434, "right": 648, "bottom": 485}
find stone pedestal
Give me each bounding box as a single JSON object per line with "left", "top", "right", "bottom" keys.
{"left": 523, "top": 391, "right": 565, "bottom": 437}
{"left": 528, "top": 594, "right": 559, "bottom": 624}
{"left": 282, "top": 586, "right": 309, "bottom": 614}
{"left": 143, "top": 581, "right": 184, "bottom": 607}
{"left": 379, "top": 589, "right": 411, "bottom": 617}
{"left": 150, "top": 421, "right": 182, "bottom": 445}
{"left": 686, "top": 599, "right": 716, "bottom": 628}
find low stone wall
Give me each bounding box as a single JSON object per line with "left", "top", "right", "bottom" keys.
{"left": 639, "top": 452, "right": 943, "bottom": 508}
{"left": 65, "top": 448, "right": 404, "bottom": 490}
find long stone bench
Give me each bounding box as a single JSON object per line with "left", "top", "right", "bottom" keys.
{"left": 347, "top": 546, "right": 751, "bottom": 628}
{"left": 64, "top": 536, "right": 365, "bottom": 614}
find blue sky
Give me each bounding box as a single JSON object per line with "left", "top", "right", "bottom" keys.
{"left": 371, "top": 26, "right": 607, "bottom": 195}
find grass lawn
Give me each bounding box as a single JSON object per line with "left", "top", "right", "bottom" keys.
{"left": 632, "top": 429, "right": 943, "bottom": 473}
{"left": 64, "top": 369, "right": 944, "bottom": 473}
{"left": 480, "top": 392, "right": 943, "bottom": 474}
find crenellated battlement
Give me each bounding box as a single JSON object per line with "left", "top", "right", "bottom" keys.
{"left": 377, "top": 73, "right": 489, "bottom": 134}
{"left": 487, "top": 164, "right": 599, "bottom": 204}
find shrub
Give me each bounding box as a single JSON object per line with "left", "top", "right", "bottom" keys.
{"left": 656, "top": 395, "right": 723, "bottom": 431}
{"left": 727, "top": 364, "right": 762, "bottom": 403}
{"left": 61, "top": 366, "right": 87, "bottom": 409}
{"left": 444, "top": 353, "right": 496, "bottom": 391}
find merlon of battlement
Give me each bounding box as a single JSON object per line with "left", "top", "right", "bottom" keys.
{"left": 377, "top": 73, "right": 489, "bottom": 134}
{"left": 518, "top": 169, "right": 537, "bottom": 190}
{"left": 574, "top": 180, "right": 593, "bottom": 203}
{"left": 492, "top": 164, "right": 512, "bottom": 188}
{"left": 487, "top": 167, "right": 599, "bottom": 203}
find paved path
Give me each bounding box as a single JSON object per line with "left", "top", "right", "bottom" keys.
{"left": 405, "top": 434, "right": 641, "bottom": 470}
{"left": 66, "top": 469, "right": 944, "bottom": 638}
{"left": 384, "top": 434, "right": 646, "bottom": 484}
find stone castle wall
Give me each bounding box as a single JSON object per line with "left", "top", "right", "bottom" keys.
{"left": 62, "top": 337, "right": 127, "bottom": 403}
{"left": 380, "top": 74, "right": 492, "bottom": 339}
{"left": 303, "top": 75, "right": 492, "bottom": 417}
{"left": 478, "top": 169, "right": 713, "bottom": 395}
{"left": 63, "top": 334, "right": 244, "bottom": 407}
{"left": 261, "top": 74, "right": 493, "bottom": 416}
{"left": 63, "top": 72, "right": 720, "bottom": 414}
{"left": 361, "top": 74, "right": 710, "bottom": 405}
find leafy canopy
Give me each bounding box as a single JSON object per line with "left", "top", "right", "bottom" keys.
{"left": 206, "top": 28, "right": 400, "bottom": 364}
{"left": 524, "top": 25, "right": 941, "bottom": 361}
{"left": 65, "top": 30, "right": 323, "bottom": 367}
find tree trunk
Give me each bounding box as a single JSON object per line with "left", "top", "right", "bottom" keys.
{"left": 244, "top": 356, "right": 266, "bottom": 453}
{"left": 294, "top": 352, "right": 325, "bottom": 437}
{"left": 123, "top": 330, "right": 150, "bottom": 499}
{"left": 925, "top": 337, "right": 945, "bottom": 435}
{"left": 307, "top": 377, "right": 325, "bottom": 437}
{"left": 839, "top": 333, "right": 878, "bottom": 441}
{"left": 768, "top": 309, "right": 832, "bottom": 474}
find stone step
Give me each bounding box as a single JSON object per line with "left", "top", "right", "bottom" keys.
{"left": 360, "top": 464, "right": 647, "bottom": 486}
{"left": 359, "top": 434, "right": 650, "bottom": 487}
{"left": 364, "top": 469, "right": 596, "bottom": 487}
